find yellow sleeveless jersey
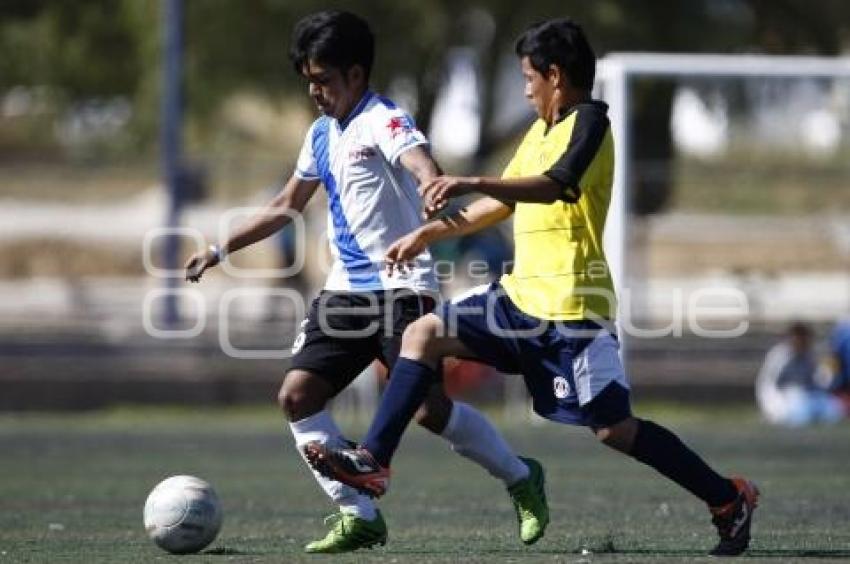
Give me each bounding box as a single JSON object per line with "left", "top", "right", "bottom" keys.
{"left": 499, "top": 100, "right": 616, "bottom": 321}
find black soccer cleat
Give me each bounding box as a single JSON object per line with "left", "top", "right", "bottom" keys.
{"left": 709, "top": 477, "right": 760, "bottom": 556}
{"left": 303, "top": 441, "right": 391, "bottom": 498}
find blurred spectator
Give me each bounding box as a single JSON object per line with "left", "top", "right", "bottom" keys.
{"left": 828, "top": 318, "right": 850, "bottom": 411}
{"left": 755, "top": 321, "right": 845, "bottom": 426}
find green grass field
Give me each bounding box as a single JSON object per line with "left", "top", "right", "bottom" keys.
{"left": 3, "top": 405, "right": 850, "bottom": 563}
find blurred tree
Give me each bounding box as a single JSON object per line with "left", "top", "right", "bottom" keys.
{"left": 462, "top": 0, "right": 850, "bottom": 214}
{"left": 1, "top": 0, "right": 849, "bottom": 173}
{"left": 0, "top": 0, "right": 149, "bottom": 98}
{"left": 0, "top": 0, "right": 157, "bottom": 153}
{"left": 747, "top": 0, "right": 849, "bottom": 55}
{"left": 181, "top": 0, "right": 455, "bottom": 135}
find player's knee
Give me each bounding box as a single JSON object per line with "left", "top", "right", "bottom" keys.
{"left": 276, "top": 384, "right": 303, "bottom": 421}
{"left": 414, "top": 388, "right": 452, "bottom": 433}
{"left": 277, "top": 370, "right": 325, "bottom": 421}
{"left": 413, "top": 405, "right": 441, "bottom": 433}
{"left": 400, "top": 314, "right": 443, "bottom": 361}
{"left": 593, "top": 416, "right": 638, "bottom": 453}
{"left": 594, "top": 425, "right": 614, "bottom": 444}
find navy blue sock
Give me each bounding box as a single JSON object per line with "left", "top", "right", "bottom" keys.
{"left": 363, "top": 358, "right": 436, "bottom": 466}
{"left": 629, "top": 419, "right": 738, "bottom": 507}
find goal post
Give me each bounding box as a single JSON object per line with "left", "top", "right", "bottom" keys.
{"left": 595, "top": 53, "right": 850, "bottom": 359}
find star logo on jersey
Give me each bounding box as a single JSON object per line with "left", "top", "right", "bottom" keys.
{"left": 387, "top": 115, "right": 413, "bottom": 138}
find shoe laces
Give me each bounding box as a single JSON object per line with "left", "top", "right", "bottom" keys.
{"left": 323, "top": 512, "right": 349, "bottom": 535}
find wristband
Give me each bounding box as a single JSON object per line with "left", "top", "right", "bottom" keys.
{"left": 209, "top": 244, "right": 226, "bottom": 263}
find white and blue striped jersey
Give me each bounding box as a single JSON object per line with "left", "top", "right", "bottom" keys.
{"left": 294, "top": 91, "right": 438, "bottom": 292}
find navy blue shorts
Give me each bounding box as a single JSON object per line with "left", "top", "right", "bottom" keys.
{"left": 439, "top": 283, "right": 631, "bottom": 428}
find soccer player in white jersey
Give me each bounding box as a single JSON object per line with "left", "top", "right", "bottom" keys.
{"left": 184, "top": 11, "right": 548, "bottom": 554}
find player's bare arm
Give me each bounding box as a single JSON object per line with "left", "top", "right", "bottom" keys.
{"left": 399, "top": 144, "right": 442, "bottom": 183}
{"left": 385, "top": 196, "right": 513, "bottom": 275}
{"left": 399, "top": 144, "right": 444, "bottom": 217}
{"left": 184, "top": 175, "right": 320, "bottom": 282}
{"left": 420, "top": 174, "right": 563, "bottom": 212}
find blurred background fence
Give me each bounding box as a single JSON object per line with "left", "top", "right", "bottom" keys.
{"left": 2, "top": 0, "right": 850, "bottom": 412}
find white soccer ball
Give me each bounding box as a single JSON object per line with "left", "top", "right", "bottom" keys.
{"left": 143, "top": 475, "right": 223, "bottom": 554}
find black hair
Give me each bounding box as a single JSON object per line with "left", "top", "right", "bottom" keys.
{"left": 289, "top": 11, "right": 374, "bottom": 80}
{"left": 514, "top": 19, "right": 595, "bottom": 90}
{"left": 788, "top": 321, "right": 812, "bottom": 338}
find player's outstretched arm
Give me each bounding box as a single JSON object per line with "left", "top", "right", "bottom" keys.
{"left": 421, "top": 175, "right": 563, "bottom": 212}
{"left": 385, "top": 197, "right": 512, "bottom": 275}
{"left": 184, "top": 175, "right": 319, "bottom": 282}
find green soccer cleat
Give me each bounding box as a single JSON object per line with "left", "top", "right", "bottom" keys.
{"left": 507, "top": 456, "right": 550, "bottom": 545}
{"left": 304, "top": 510, "right": 388, "bottom": 554}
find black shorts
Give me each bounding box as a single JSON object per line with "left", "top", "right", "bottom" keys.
{"left": 288, "top": 289, "right": 436, "bottom": 392}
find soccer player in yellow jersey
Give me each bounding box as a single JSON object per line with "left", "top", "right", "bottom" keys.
{"left": 306, "top": 18, "right": 759, "bottom": 556}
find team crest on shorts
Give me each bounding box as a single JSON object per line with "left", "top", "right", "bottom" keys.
{"left": 291, "top": 318, "right": 308, "bottom": 354}
{"left": 553, "top": 376, "right": 571, "bottom": 399}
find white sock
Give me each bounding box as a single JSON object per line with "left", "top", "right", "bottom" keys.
{"left": 289, "top": 410, "right": 377, "bottom": 520}
{"left": 441, "top": 401, "right": 529, "bottom": 487}
{"left": 338, "top": 496, "right": 377, "bottom": 521}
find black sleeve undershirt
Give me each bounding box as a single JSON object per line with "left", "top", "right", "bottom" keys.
{"left": 543, "top": 104, "right": 610, "bottom": 203}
